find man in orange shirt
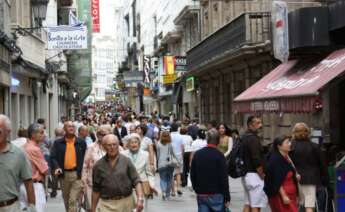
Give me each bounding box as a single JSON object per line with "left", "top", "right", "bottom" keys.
{"left": 51, "top": 121, "right": 87, "bottom": 212}
{"left": 22, "top": 123, "right": 49, "bottom": 212}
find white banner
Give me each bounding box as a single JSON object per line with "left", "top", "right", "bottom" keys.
{"left": 47, "top": 26, "right": 87, "bottom": 50}
{"left": 272, "top": 1, "right": 289, "bottom": 63}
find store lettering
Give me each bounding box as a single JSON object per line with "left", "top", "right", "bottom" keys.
{"left": 266, "top": 76, "right": 319, "bottom": 91}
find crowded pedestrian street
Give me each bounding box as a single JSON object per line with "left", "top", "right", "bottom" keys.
{"left": 2, "top": 0, "right": 345, "bottom": 212}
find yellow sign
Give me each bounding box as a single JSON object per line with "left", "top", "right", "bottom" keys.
{"left": 163, "top": 74, "right": 177, "bottom": 84}
{"left": 164, "top": 56, "right": 175, "bottom": 75}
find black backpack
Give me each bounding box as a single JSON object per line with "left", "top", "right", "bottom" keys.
{"left": 227, "top": 136, "right": 247, "bottom": 178}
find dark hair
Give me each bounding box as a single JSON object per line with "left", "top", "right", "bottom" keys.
{"left": 180, "top": 127, "right": 188, "bottom": 135}
{"left": 28, "top": 123, "right": 43, "bottom": 139}
{"left": 37, "top": 118, "right": 45, "bottom": 124}
{"left": 17, "top": 128, "right": 28, "bottom": 138}
{"left": 217, "top": 123, "right": 231, "bottom": 136}
{"left": 198, "top": 129, "right": 206, "bottom": 139}
{"left": 247, "top": 115, "right": 258, "bottom": 127}
{"left": 137, "top": 124, "right": 148, "bottom": 135}
{"left": 170, "top": 122, "right": 179, "bottom": 132}
{"left": 272, "top": 135, "right": 291, "bottom": 152}
{"left": 231, "top": 129, "right": 239, "bottom": 136}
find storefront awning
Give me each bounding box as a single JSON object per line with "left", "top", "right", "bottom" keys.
{"left": 233, "top": 48, "right": 345, "bottom": 113}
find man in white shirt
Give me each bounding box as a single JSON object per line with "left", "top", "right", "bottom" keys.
{"left": 170, "top": 123, "right": 184, "bottom": 196}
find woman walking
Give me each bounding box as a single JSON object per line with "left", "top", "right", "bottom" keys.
{"left": 122, "top": 133, "right": 156, "bottom": 211}
{"left": 81, "top": 125, "right": 112, "bottom": 211}
{"left": 156, "top": 131, "right": 179, "bottom": 200}
{"left": 289, "top": 123, "right": 328, "bottom": 212}
{"left": 264, "top": 135, "right": 298, "bottom": 212}
{"left": 217, "top": 123, "right": 233, "bottom": 157}
{"left": 136, "top": 124, "right": 155, "bottom": 171}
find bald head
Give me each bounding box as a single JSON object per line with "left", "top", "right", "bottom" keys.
{"left": 55, "top": 127, "right": 65, "bottom": 137}
{"left": 0, "top": 114, "right": 11, "bottom": 143}
{"left": 103, "top": 134, "right": 120, "bottom": 158}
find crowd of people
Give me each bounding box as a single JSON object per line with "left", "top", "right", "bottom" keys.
{"left": 0, "top": 105, "right": 332, "bottom": 212}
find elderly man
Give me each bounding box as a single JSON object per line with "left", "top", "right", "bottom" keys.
{"left": 50, "top": 121, "right": 87, "bottom": 212}
{"left": 191, "top": 129, "right": 231, "bottom": 212}
{"left": 50, "top": 127, "right": 65, "bottom": 198}
{"left": 0, "top": 115, "right": 36, "bottom": 212}
{"left": 91, "top": 134, "right": 144, "bottom": 212}
{"left": 22, "top": 123, "right": 49, "bottom": 212}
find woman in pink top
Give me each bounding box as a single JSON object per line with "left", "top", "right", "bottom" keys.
{"left": 81, "top": 125, "right": 112, "bottom": 210}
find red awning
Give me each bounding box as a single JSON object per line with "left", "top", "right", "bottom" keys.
{"left": 233, "top": 48, "right": 345, "bottom": 113}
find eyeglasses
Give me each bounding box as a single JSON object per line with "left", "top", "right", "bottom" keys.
{"left": 106, "top": 143, "right": 118, "bottom": 148}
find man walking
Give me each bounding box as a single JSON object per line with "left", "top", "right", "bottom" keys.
{"left": 51, "top": 121, "right": 87, "bottom": 212}
{"left": 0, "top": 115, "right": 36, "bottom": 212}
{"left": 91, "top": 134, "right": 144, "bottom": 212}
{"left": 191, "top": 129, "right": 230, "bottom": 212}
{"left": 22, "top": 123, "right": 49, "bottom": 212}
{"left": 170, "top": 122, "right": 184, "bottom": 196}
{"left": 50, "top": 127, "right": 65, "bottom": 198}
{"left": 113, "top": 119, "right": 128, "bottom": 146}
{"left": 242, "top": 116, "right": 268, "bottom": 212}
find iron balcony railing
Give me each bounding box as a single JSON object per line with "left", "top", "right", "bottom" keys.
{"left": 187, "top": 12, "right": 271, "bottom": 71}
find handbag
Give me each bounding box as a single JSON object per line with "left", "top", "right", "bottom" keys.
{"left": 167, "top": 144, "right": 179, "bottom": 168}
{"left": 287, "top": 155, "right": 304, "bottom": 203}
{"left": 142, "top": 181, "right": 152, "bottom": 196}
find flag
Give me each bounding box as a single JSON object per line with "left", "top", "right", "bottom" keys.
{"left": 69, "top": 10, "right": 83, "bottom": 27}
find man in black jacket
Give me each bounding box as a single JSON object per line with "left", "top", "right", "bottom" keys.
{"left": 113, "top": 119, "right": 127, "bottom": 146}
{"left": 191, "top": 129, "right": 230, "bottom": 211}
{"left": 242, "top": 116, "right": 268, "bottom": 212}
{"left": 50, "top": 121, "right": 87, "bottom": 212}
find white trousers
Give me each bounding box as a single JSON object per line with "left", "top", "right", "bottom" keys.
{"left": 20, "top": 183, "right": 46, "bottom": 212}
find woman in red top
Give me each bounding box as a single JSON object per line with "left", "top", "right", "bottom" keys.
{"left": 264, "top": 135, "right": 299, "bottom": 212}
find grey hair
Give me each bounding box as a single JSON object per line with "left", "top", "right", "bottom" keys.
{"left": 206, "top": 129, "right": 220, "bottom": 145}
{"left": 128, "top": 133, "right": 141, "bottom": 146}
{"left": 0, "top": 114, "right": 11, "bottom": 130}
{"left": 28, "top": 123, "right": 43, "bottom": 139}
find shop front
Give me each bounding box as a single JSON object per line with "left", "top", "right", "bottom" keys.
{"left": 233, "top": 48, "right": 345, "bottom": 146}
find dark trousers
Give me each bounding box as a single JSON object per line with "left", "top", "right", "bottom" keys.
{"left": 182, "top": 152, "right": 191, "bottom": 187}
{"left": 197, "top": 194, "right": 225, "bottom": 212}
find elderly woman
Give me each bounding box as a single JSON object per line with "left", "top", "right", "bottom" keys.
{"left": 122, "top": 133, "right": 155, "bottom": 211}
{"left": 81, "top": 125, "right": 112, "bottom": 211}
{"left": 289, "top": 123, "right": 328, "bottom": 212}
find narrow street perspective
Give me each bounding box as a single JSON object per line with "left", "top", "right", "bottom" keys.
{"left": 1, "top": 0, "right": 345, "bottom": 212}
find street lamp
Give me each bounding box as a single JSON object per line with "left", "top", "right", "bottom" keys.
{"left": 31, "top": 0, "right": 49, "bottom": 27}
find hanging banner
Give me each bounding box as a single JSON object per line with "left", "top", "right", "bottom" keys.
{"left": 92, "top": 0, "right": 100, "bottom": 32}
{"left": 47, "top": 26, "right": 87, "bottom": 50}
{"left": 163, "top": 56, "right": 175, "bottom": 75}
{"left": 272, "top": 1, "right": 289, "bottom": 63}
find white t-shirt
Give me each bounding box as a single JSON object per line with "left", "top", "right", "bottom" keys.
{"left": 171, "top": 132, "right": 184, "bottom": 156}
{"left": 140, "top": 136, "right": 153, "bottom": 152}
{"left": 181, "top": 134, "right": 193, "bottom": 153}
{"left": 192, "top": 139, "right": 207, "bottom": 152}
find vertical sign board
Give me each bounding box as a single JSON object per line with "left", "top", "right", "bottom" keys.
{"left": 91, "top": 0, "right": 100, "bottom": 32}
{"left": 272, "top": 1, "right": 289, "bottom": 63}
{"left": 143, "top": 56, "right": 151, "bottom": 85}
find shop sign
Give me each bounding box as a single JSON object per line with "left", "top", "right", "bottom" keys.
{"left": 47, "top": 26, "right": 87, "bottom": 50}
{"left": 251, "top": 100, "right": 280, "bottom": 112}
{"left": 92, "top": 0, "right": 100, "bottom": 32}
{"left": 163, "top": 74, "right": 177, "bottom": 84}
{"left": 186, "top": 76, "right": 195, "bottom": 92}
{"left": 143, "top": 56, "right": 151, "bottom": 85}
{"left": 175, "top": 56, "right": 187, "bottom": 72}
{"left": 272, "top": 1, "right": 289, "bottom": 63}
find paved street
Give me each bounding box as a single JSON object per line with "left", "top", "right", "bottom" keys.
{"left": 46, "top": 178, "right": 270, "bottom": 212}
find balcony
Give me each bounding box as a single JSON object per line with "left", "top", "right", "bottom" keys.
{"left": 174, "top": 4, "right": 200, "bottom": 25}
{"left": 187, "top": 12, "right": 271, "bottom": 72}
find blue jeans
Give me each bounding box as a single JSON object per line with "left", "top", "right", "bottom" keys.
{"left": 197, "top": 194, "right": 225, "bottom": 212}
{"left": 158, "top": 167, "right": 174, "bottom": 197}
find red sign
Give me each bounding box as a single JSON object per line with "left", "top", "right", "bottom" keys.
{"left": 92, "top": 0, "right": 100, "bottom": 33}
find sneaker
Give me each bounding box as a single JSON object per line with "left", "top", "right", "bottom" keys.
{"left": 177, "top": 190, "right": 183, "bottom": 196}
